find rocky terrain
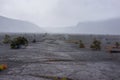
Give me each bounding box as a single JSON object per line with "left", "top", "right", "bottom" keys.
{"left": 0, "top": 36, "right": 120, "bottom": 80}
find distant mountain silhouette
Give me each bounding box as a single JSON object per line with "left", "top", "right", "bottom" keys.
{"left": 76, "top": 18, "right": 120, "bottom": 34}
{"left": 0, "top": 16, "right": 44, "bottom": 33}
{"left": 47, "top": 18, "right": 120, "bottom": 34}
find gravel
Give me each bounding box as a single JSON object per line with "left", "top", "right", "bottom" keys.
{"left": 0, "top": 39, "right": 120, "bottom": 80}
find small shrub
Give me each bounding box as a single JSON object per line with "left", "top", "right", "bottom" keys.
{"left": 115, "top": 42, "right": 120, "bottom": 48}
{"left": 3, "top": 35, "right": 11, "bottom": 44}
{"left": 90, "top": 39, "right": 101, "bottom": 50}
{"left": 79, "top": 40, "right": 85, "bottom": 48}
{"left": 75, "top": 42, "right": 79, "bottom": 44}
{"left": 32, "top": 39, "right": 36, "bottom": 43}
{"left": 10, "top": 36, "right": 28, "bottom": 49}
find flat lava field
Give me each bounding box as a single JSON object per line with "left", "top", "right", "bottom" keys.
{"left": 0, "top": 34, "right": 120, "bottom": 80}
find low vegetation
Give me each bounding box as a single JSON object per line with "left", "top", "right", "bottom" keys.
{"left": 10, "top": 36, "right": 28, "bottom": 49}
{"left": 90, "top": 39, "right": 101, "bottom": 50}
{"left": 32, "top": 39, "right": 36, "bottom": 43}
{"left": 29, "top": 74, "right": 73, "bottom": 80}
{"left": 3, "top": 34, "right": 11, "bottom": 44}
{"left": 79, "top": 40, "right": 85, "bottom": 48}
{"left": 115, "top": 42, "right": 120, "bottom": 48}
{"left": 66, "top": 40, "right": 80, "bottom": 44}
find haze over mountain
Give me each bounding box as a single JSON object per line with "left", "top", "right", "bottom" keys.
{"left": 46, "top": 18, "right": 120, "bottom": 35}
{"left": 0, "top": 0, "right": 120, "bottom": 34}
{"left": 0, "top": 16, "right": 43, "bottom": 33}
{"left": 75, "top": 18, "right": 120, "bottom": 34}
{"left": 0, "top": 15, "right": 120, "bottom": 35}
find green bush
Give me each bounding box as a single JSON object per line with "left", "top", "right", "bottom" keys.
{"left": 90, "top": 39, "right": 101, "bottom": 50}
{"left": 10, "top": 36, "right": 28, "bottom": 49}
{"left": 3, "top": 35, "right": 11, "bottom": 44}
{"left": 115, "top": 42, "right": 120, "bottom": 48}
{"left": 79, "top": 40, "right": 85, "bottom": 48}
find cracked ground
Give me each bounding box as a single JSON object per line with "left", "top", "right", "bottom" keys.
{"left": 0, "top": 39, "right": 120, "bottom": 80}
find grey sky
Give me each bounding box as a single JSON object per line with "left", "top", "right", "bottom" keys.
{"left": 0, "top": 0, "right": 120, "bottom": 27}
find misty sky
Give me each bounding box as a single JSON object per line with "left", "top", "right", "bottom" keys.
{"left": 0, "top": 0, "right": 120, "bottom": 27}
